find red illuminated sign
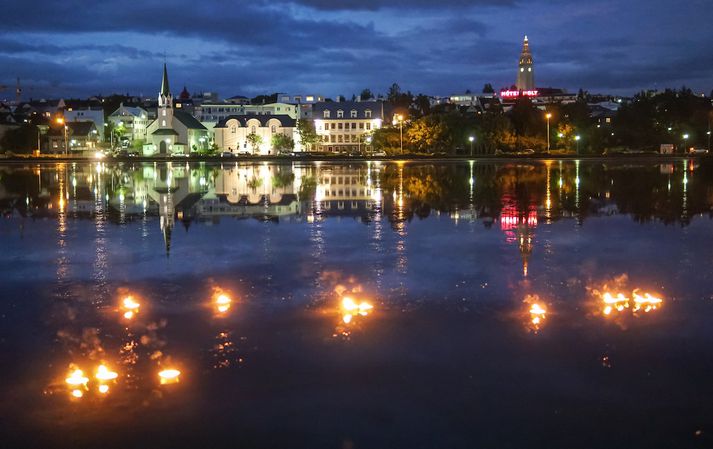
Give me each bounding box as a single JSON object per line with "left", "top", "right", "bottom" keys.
{"left": 500, "top": 90, "right": 539, "bottom": 98}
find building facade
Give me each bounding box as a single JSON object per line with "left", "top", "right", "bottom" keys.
{"left": 214, "top": 115, "right": 299, "bottom": 155}
{"left": 312, "top": 101, "right": 390, "bottom": 153}
{"left": 108, "top": 103, "right": 150, "bottom": 144}
{"left": 195, "top": 102, "right": 299, "bottom": 124}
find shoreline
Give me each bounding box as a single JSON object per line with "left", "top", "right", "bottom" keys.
{"left": 0, "top": 153, "right": 708, "bottom": 164}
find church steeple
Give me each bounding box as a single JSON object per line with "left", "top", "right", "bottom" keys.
{"left": 157, "top": 63, "right": 174, "bottom": 130}
{"left": 516, "top": 35, "right": 535, "bottom": 91}
{"left": 161, "top": 63, "right": 171, "bottom": 98}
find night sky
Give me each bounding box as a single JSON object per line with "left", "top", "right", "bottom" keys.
{"left": 1, "top": 0, "right": 711, "bottom": 100}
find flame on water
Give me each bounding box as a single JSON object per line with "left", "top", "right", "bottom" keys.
{"left": 65, "top": 369, "right": 89, "bottom": 386}
{"left": 158, "top": 369, "right": 181, "bottom": 385}
{"left": 529, "top": 303, "right": 546, "bottom": 326}
{"left": 95, "top": 364, "right": 118, "bottom": 381}
{"left": 599, "top": 289, "right": 663, "bottom": 316}
{"left": 98, "top": 384, "right": 110, "bottom": 394}
{"left": 341, "top": 296, "right": 373, "bottom": 324}
{"left": 215, "top": 293, "right": 232, "bottom": 314}
{"left": 121, "top": 295, "right": 141, "bottom": 319}
{"left": 632, "top": 290, "right": 663, "bottom": 313}
{"left": 71, "top": 389, "right": 84, "bottom": 398}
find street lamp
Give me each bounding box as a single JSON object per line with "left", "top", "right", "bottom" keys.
{"left": 545, "top": 113, "right": 552, "bottom": 153}
{"left": 56, "top": 117, "right": 68, "bottom": 155}
{"left": 394, "top": 114, "right": 404, "bottom": 154}
{"left": 682, "top": 133, "right": 689, "bottom": 153}
{"left": 575, "top": 135, "right": 581, "bottom": 154}
{"left": 469, "top": 136, "right": 475, "bottom": 156}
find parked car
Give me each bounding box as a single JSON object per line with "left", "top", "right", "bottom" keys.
{"left": 372, "top": 151, "right": 387, "bottom": 157}
{"left": 689, "top": 147, "right": 709, "bottom": 155}
{"left": 220, "top": 151, "right": 234, "bottom": 158}
{"left": 237, "top": 150, "right": 252, "bottom": 156}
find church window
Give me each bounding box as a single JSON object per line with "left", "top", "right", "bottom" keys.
{"left": 251, "top": 126, "right": 256, "bottom": 133}
{"left": 162, "top": 110, "right": 166, "bottom": 116}
{"left": 162, "top": 120, "right": 166, "bottom": 127}
{"left": 231, "top": 126, "right": 236, "bottom": 134}
{"left": 271, "top": 125, "right": 276, "bottom": 133}
{"left": 520, "top": 68, "right": 525, "bottom": 72}
{"left": 528, "top": 68, "right": 532, "bottom": 72}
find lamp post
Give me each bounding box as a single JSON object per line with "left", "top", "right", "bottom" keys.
{"left": 575, "top": 135, "right": 581, "bottom": 154}
{"left": 469, "top": 136, "right": 475, "bottom": 156}
{"left": 545, "top": 113, "right": 552, "bottom": 153}
{"left": 682, "top": 133, "right": 689, "bottom": 154}
{"left": 394, "top": 114, "right": 404, "bottom": 154}
{"left": 56, "top": 117, "right": 68, "bottom": 155}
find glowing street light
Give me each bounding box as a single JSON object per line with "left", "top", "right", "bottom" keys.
{"left": 545, "top": 113, "right": 552, "bottom": 153}
{"left": 56, "top": 117, "right": 68, "bottom": 155}
{"left": 393, "top": 114, "right": 404, "bottom": 154}
{"left": 682, "top": 133, "right": 690, "bottom": 153}
{"left": 574, "top": 135, "right": 581, "bottom": 154}
{"left": 468, "top": 136, "right": 475, "bottom": 156}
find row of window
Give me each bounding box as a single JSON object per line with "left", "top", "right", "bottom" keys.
{"left": 320, "top": 176, "right": 363, "bottom": 185}
{"left": 319, "top": 122, "right": 372, "bottom": 131}
{"left": 322, "top": 189, "right": 367, "bottom": 197}
{"left": 323, "top": 134, "right": 371, "bottom": 143}
{"left": 323, "top": 109, "right": 372, "bottom": 119}
{"left": 231, "top": 125, "right": 280, "bottom": 134}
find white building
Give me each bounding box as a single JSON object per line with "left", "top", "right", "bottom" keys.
{"left": 65, "top": 107, "right": 105, "bottom": 141}
{"left": 108, "top": 103, "right": 150, "bottom": 143}
{"left": 144, "top": 64, "right": 210, "bottom": 156}
{"left": 213, "top": 115, "right": 299, "bottom": 155}
{"left": 312, "top": 101, "right": 391, "bottom": 153}
{"left": 195, "top": 102, "right": 299, "bottom": 125}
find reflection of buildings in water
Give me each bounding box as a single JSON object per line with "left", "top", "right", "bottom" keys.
{"left": 500, "top": 195, "right": 537, "bottom": 277}
{"left": 313, "top": 165, "right": 378, "bottom": 221}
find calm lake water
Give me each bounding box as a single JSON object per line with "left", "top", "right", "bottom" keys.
{"left": 1, "top": 159, "right": 712, "bottom": 448}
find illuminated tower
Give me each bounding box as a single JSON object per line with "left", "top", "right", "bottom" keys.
{"left": 157, "top": 63, "right": 174, "bottom": 130}
{"left": 516, "top": 35, "right": 535, "bottom": 91}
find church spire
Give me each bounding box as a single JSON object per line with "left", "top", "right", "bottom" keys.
{"left": 516, "top": 35, "right": 535, "bottom": 91}
{"left": 161, "top": 63, "right": 171, "bottom": 97}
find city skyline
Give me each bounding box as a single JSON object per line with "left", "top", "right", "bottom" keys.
{"left": 1, "top": 0, "right": 712, "bottom": 100}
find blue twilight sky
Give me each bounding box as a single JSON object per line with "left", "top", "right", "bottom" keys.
{"left": 0, "top": 0, "right": 711, "bottom": 100}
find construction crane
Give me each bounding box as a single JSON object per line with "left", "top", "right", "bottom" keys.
{"left": 0, "top": 78, "right": 29, "bottom": 104}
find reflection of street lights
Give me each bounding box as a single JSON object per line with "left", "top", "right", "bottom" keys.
{"left": 394, "top": 114, "right": 404, "bottom": 154}
{"left": 56, "top": 117, "right": 68, "bottom": 155}
{"left": 469, "top": 136, "right": 475, "bottom": 156}
{"left": 575, "top": 135, "right": 581, "bottom": 154}
{"left": 545, "top": 113, "right": 552, "bottom": 153}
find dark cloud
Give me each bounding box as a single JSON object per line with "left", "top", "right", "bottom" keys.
{"left": 0, "top": 0, "right": 711, "bottom": 99}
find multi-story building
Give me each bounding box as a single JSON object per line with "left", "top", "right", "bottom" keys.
{"left": 64, "top": 106, "right": 105, "bottom": 141}
{"left": 195, "top": 102, "right": 299, "bottom": 124}
{"left": 312, "top": 101, "right": 391, "bottom": 153}
{"left": 108, "top": 103, "right": 150, "bottom": 144}
{"left": 213, "top": 115, "right": 299, "bottom": 155}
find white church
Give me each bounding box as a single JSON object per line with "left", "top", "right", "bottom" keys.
{"left": 144, "top": 64, "right": 210, "bottom": 156}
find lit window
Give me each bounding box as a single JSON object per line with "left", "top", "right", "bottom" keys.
{"left": 528, "top": 68, "right": 532, "bottom": 72}
{"left": 521, "top": 68, "right": 525, "bottom": 72}
{"left": 251, "top": 126, "right": 256, "bottom": 133}
{"left": 365, "top": 110, "right": 372, "bottom": 118}
{"left": 162, "top": 110, "right": 166, "bottom": 116}
{"left": 231, "top": 126, "right": 236, "bottom": 134}
{"left": 162, "top": 120, "right": 166, "bottom": 126}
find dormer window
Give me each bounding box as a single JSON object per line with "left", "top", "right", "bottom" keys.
{"left": 323, "top": 110, "right": 331, "bottom": 119}
{"left": 365, "top": 109, "right": 372, "bottom": 119}
{"left": 337, "top": 110, "right": 344, "bottom": 118}
{"left": 350, "top": 110, "right": 357, "bottom": 118}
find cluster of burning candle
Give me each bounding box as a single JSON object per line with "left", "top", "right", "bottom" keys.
{"left": 340, "top": 296, "right": 374, "bottom": 324}
{"left": 601, "top": 290, "right": 663, "bottom": 316}
{"left": 64, "top": 364, "right": 118, "bottom": 398}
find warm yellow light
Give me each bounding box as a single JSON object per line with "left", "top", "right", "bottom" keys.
{"left": 159, "top": 369, "right": 181, "bottom": 384}
{"left": 122, "top": 296, "right": 140, "bottom": 310}
{"left": 95, "top": 364, "right": 118, "bottom": 381}
{"left": 56, "top": 117, "right": 65, "bottom": 125}
{"left": 341, "top": 297, "right": 373, "bottom": 323}
{"left": 71, "top": 389, "right": 84, "bottom": 398}
{"left": 215, "top": 293, "right": 232, "bottom": 314}
{"left": 546, "top": 113, "right": 552, "bottom": 119}
{"left": 632, "top": 291, "right": 663, "bottom": 313}
{"left": 65, "top": 369, "right": 89, "bottom": 386}
{"left": 529, "top": 303, "right": 546, "bottom": 325}
{"left": 123, "top": 311, "right": 134, "bottom": 319}
{"left": 98, "top": 384, "right": 110, "bottom": 394}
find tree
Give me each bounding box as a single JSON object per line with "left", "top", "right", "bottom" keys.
{"left": 0, "top": 124, "right": 37, "bottom": 153}
{"left": 483, "top": 83, "right": 495, "bottom": 94}
{"left": 360, "top": 89, "right": 374, "bottom": 100}
{"left": 387, "top": 83, "right": 402, "bottom": 103}
{"left": 271, "top": 133, "right": 294, "bottom": 153}
{"left": 297, "top": 119, "right": 320, "bottom": 151}
{"left": 246, "top": 132, "right": 263, "bottom": 153}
